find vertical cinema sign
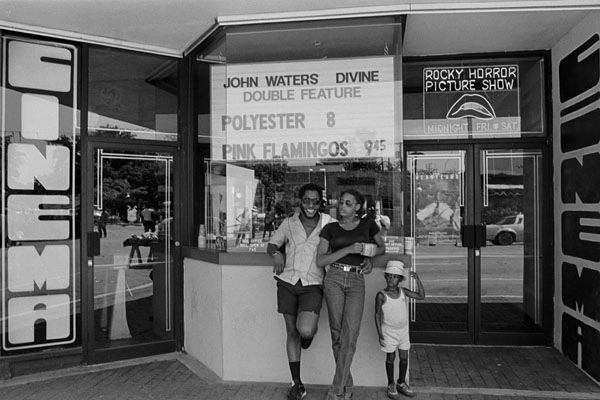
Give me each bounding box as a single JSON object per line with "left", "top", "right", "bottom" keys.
{"left": 2, "top": 38, "right": 77, "bottom": 351}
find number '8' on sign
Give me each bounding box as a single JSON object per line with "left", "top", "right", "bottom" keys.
{"left": 326, "top": 112, "right": 335, "bottom": 127}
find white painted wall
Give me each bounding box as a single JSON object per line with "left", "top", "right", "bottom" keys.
{"left": 184, "top": 256, "right": 412, "bottom": 386}
{"left": 184, "top": 258, "right": 224, "bottom": 377}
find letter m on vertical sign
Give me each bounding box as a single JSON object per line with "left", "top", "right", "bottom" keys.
{"left": 2, "top": 37, "right": 77, "bottom": 352}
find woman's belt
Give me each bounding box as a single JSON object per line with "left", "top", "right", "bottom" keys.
{"left": 330, "top": 262, "right": 360, "bottom": 272}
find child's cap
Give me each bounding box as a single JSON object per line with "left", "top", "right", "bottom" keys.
{"left": 385, "top": 260, "right": 405, "bottom": 276}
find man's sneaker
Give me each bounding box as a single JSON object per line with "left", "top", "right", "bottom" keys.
{"left": 288, "top": 382, "right": 307, "bottom": 400}
{"left": 300, "top": 336, "right": 313, "bottom": 349}
{"left": 396, "top": 382, "right": 415, "bottom": 397}
{"left": 387, "top": 383, "right": 399, "bottom": 399}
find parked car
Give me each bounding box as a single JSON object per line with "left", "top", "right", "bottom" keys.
{"left": 486, "top": 213, "right": 523, "bottom": 245}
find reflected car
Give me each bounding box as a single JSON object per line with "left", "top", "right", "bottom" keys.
{"left": 486, "top": 213, "right": 523, "bottom": 245}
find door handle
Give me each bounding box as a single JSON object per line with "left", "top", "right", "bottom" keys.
{"left": 460, "top": 225, "right": 474, "bottom": 248}
{"left": 460, "top": 224, "right": 487, "bottom": 248}
{"left": 475, "top": 224, "right": 486, "bottom": 248}
{"left": 87, "top": 231, "right": 101, "bottom": 256}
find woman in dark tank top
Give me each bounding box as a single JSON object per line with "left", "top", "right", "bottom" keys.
{"left": 317, "top": 189, "right": 385, "bottom": 399}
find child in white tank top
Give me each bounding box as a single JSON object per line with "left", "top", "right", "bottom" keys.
{"left": 375, "top": 260, "right": 425, "bottom": 398}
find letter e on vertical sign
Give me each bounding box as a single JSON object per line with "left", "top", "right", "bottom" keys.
{"left": 2, "top": 37, "right": 77, "bottom": 352}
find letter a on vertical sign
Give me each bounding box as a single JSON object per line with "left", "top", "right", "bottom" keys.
{"left": 2, "top": 37, "right": 77, "bottom": 352}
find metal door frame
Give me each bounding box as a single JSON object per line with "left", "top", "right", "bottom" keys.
{"left": 82, "top": 139, "right": 179, "bottom": 364}
{"left": 405, "top": 141, "right": 551, "bottom": 345}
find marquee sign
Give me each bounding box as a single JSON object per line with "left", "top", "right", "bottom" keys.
{"left": 210, "top": 57, "right": 396, "bottom": 161}
{"left": 2, "top": 38, "right": 77, "bottom": 351}
{"left": 422, "top": 65, "right": 521, "bottom": 137}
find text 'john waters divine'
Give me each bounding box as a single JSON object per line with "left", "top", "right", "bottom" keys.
{"left": 223, "top": 70, "right": 380, "bottom": 88}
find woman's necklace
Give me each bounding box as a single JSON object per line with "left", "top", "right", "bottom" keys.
{"left": 341, "top": 215, "right": 358, "bottom": 224}
{"left": 340, "top": 217, "right": 359, "bottom": 229}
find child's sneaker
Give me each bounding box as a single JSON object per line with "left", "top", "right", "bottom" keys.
{"left": 387, "top": 383, "right": 399, "bottom": 399}
{"left": 396, "top": 382, "right": 415, "bottom": 397}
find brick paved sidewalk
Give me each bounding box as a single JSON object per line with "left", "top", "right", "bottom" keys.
{"left": 0, "top": 346, "right": 598, "bottom": 400}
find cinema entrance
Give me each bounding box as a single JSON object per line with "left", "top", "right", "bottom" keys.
{"left": 404, "top": 142, "right": 552, "bottom": 345}
{"left": 83, "top": 141, "right": 178, "bottom": 363}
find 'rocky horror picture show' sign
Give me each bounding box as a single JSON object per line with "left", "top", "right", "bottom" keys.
{"left": 422, "top": 65, "right": 521, "bottom": 137}
{"left": 210, "top": 57, "right": 396, "bottom": 161}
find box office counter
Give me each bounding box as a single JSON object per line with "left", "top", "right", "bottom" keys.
{"left": 183, "top": 247, "right": 411, "bottom": 385}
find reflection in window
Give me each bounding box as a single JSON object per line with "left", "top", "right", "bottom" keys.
{"left": 481, "top": 149, "right": 543, "bottom": 331}
{"left": 88, "top": 47, "right": 178, "bottom": 141}
{"left": 205, "top": 159, "right": 403, "bottom": 253}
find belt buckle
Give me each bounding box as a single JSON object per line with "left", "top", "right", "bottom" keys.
{"left": 341, "top": 265, "right": 352, "bottom": 272}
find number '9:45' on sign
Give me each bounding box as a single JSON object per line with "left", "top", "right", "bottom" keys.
{"left": 364, "top": 139, "right": 386, "bottom": 155}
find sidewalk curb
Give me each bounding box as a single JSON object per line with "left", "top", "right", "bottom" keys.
{"left": 417, "top": 386, "right": 600, "bottom": 399}
{"left": 0, "top": 352, "right": 179, "bottom": 388}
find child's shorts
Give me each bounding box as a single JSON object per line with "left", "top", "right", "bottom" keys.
{"left": 380, "top": 325, "right": 411, "bottom": 352}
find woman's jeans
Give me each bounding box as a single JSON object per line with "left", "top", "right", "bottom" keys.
{"left": 323, "top": 267, "right": 365, "bottom": 397}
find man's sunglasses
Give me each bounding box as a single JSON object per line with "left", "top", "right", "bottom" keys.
{"left": 340, "top": 199, "right": 356, "bottom": 207}
{"left": 302, "top": 198, "right": 321, "bottom": 206}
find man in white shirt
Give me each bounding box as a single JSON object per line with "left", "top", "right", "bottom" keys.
{"left": 267, "top": 183, "right": 334, "bottom": 400}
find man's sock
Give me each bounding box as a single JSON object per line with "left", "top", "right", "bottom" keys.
{"left": 289, "top": 361, "right": 301, "bottom": 384}
{"left": 398, "top": 358, "right": 408, "bottom": 384}
{"left": 385, "top": 361, "right": 395, "bottom": 385}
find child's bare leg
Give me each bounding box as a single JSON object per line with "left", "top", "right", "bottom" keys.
{"left": 398, "top": 349, "right": 409, "bottom": 384}
{"left": 385, "top": 351, "right": 396, "bottom": 385}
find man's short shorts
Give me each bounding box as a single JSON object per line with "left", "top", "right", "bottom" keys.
{"left": 380, "top": 325, "right": 411, "bottom": 352}
{"left": 276, "top": 279, "right": 323, "bottom": 315}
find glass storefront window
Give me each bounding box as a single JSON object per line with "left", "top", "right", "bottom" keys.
{"left": 1, "top": 36, "right": 80, "bottom": 355}
{"left": 88, "top": 47, "right": 178, "bottom": 141}
{"left": 196, "top": 18, "right": 405, "bottom": 253}
{"left": 403, "top": 57, "right": 546, "bottom": 139}
{"left": 205, "top": 159, "right": 403, "bottom": 253}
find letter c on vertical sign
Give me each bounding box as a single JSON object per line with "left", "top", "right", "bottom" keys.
{"left": 8, "top": 41, "right": 72, "bottom": 92}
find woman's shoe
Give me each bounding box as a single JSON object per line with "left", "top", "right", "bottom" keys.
{"left": 387, "top": 383, "right": 399, "bottom": 399}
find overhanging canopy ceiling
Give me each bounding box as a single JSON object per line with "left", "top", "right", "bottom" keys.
{"left": 0, "top": 1, "right": 595, "bottom": 57}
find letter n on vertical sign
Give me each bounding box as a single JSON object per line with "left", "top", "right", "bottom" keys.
{"left": 2, "top": 37, "right": 77, "bottom": 352}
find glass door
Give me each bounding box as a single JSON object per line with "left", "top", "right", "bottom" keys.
{"left": 477, "top": 147, "right": 544, "bottom": 343}
{"left": 406, "top": 145, "right": 546, "bottom": 344}
{"left": 85, "top": 143, "right": 176, "bottom": 363}
{"left": 407, "top": 147, "right": 472, "bottom": 342}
